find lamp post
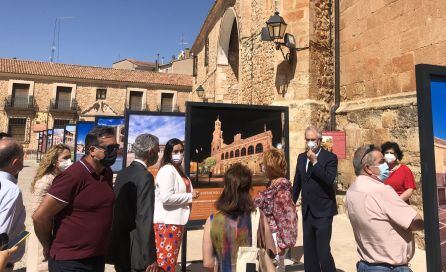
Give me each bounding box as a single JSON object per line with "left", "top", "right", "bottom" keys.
{"left": 195, "top": 147, "right": 202, "bottom": 184}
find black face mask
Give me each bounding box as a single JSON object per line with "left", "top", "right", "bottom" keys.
{"left": 100, "top": 153, "right": 117, "bottom": 167}
{"left": 96, "top": 144, "right": 119, "bottom": 167}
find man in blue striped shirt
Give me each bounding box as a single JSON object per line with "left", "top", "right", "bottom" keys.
{"left": 0, "top": 138, "right": 26, "bottom": 269}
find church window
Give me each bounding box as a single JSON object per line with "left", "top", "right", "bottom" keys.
{"left": 248, "top": 146, "right": 254, "bottom": 155}
{"left": 221, "top": 153, "right": 224, "bottom": 160}
{"left": 235, "top": 149, "right": 240, "bottom": 157}
{"left": 225, "top": 152, "right": 229, "bottom": 159}
{"left": 255, "top": 143, "right": 263, "bottom": 154}
{"left": 230, "top": 151, "right": 234, "bottom": 158}
{"left": 241, "top": 148, "right": 246, "bottom": 156}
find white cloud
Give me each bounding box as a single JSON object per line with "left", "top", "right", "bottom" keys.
{"left": 128, "top": 115, "right": 185, "bottom": 144}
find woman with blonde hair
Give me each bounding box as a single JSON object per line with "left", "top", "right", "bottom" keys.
{"left": 27, "top": 143, "right": 71, "bottom": 272}
{"left": 255, "top": 148, "right": 298, "bottom": 272}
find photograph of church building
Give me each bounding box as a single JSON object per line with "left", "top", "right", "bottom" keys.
{"left": 210, "top": 116, "right": 273, "bottom": 175}
{"left": 187, "top": 103, "right": 288, "bottom": 187}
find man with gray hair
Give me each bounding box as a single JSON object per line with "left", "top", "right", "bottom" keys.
{"left": 0, "top": 138, "right": 26, "bottom": 269}
{"left": 293, "top": 126, "right": 338, "bottom": 271}
{"left": 346, "top": 145, "right": 423, "bottom": 271}
{"left": 108, "top": 134, "right": 160, "bottom": 272}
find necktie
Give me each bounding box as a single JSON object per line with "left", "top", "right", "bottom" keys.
{"left": 307, "top": 161, "right": 313, "bottom": 175}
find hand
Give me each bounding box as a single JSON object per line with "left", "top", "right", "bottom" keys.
{"left": 145, "top": 262, "right": 159, "bottom": 272}
{"left": 306, "top": 149, "right": 317, "bottom": 164}
{"left": 0, "top": 246, "right": 18, "bottom": 270}
{"left": 192, "top": 190, "right": 200, "bottom": 199}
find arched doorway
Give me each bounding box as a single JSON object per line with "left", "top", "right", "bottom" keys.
{"left": 216, "top": 8, "right": 240, "bottom": 102}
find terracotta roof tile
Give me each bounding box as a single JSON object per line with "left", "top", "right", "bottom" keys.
{"left": 0, "top": 58, "right": 192, "bottom": 88}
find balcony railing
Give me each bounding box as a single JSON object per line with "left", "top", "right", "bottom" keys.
{"left": 50, "top": 99, "right": 79, "bottom": 112}
{"left": 126, "top": 104, "right": 148, "bottom": 112}
{"left": 4, "top": 95, "right": 36, "bottom": 110}
{"left": 157, "top": 104, "right": 179, "bottom": 112}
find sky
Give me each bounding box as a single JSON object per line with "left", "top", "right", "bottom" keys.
{"left": 0, "top": 0, "right": 214, "bottom": 67}
{"left": 128, "top": 115, "right": 185, "bottom": 144}
{"left": 97, "top": 117, "right": 125, "bottom": 127}
{"left": 76, "top": 122, "right": 94, "bottom": 145}
{"left": 66, "top": 125, "right": 76, "bottom": 133}
{"left": 431, "top": 78, "right": 446, "bottom": 140}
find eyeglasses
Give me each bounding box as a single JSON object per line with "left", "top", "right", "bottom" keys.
{"left": 95, "top": 144, "right": 120, "bottom": 154}
{"left": 361, "top": 144, "right": 375, "bottom": 163}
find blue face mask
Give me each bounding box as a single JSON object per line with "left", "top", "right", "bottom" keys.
{"left": 374, "top": 163, "right": 390, "bottom": 182}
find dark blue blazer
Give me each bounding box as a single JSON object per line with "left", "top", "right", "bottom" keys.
{"left": 292, "top": 148, "right": 338, "bottom": 218}
{"left": 108, "top": 161, "right": 157, "bottom": 270}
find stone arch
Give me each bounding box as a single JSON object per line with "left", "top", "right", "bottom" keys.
{"left": 230, "top": 150, "right": 234, "bottom": 158}
{"left": 235, "top": 149, "right": 240, "bottom": 157}
{"left": 241, "top": 147, "right": 246, "bottom": 156}
{"left": 255, "top": 143, "right": 263, "bottom": 154}
{"left": 225, "top": 152, "right": 229, "bottom": 159}
{"left": 221, "top": 153, "right": 224, "bottom": 160}
{"left": 248, "top": 145, "right": 254, "bottom": 155}
{"left": 217, "top": 7, "right": 239, "bottom": 66}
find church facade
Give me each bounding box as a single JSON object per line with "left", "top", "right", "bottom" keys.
{"left": 210, "top": 117, "right": 273, "bottom": 175}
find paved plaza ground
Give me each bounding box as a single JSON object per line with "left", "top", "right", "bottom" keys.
{"left": 15, "top": 161, "right": 427, "bottom": 271}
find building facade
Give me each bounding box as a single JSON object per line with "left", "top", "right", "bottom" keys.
{"left": 210, "top": 117, "right": 272, "bottom": 175}
{"left": 436, "top": 137, "right": 446, "bottom": 206}
{"left": 0, "top": 58, "right": 192, "bottom": 154}
{"left": 190, "top": 0, "right": 446, "bottom": 247}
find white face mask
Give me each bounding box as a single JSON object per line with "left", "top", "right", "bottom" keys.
{"left": 307, "top": 141, "right": 317, "bottom": 150}
{"left": 58, "top": 159, "right": 72, "bottom": 171}
{"left": 384, "top": 153, "right": 396, "bottom": 164}
{"left": 172, "top": 154, "right": 183, "bottom": 164}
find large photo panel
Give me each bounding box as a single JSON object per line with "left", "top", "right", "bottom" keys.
{"left": 185, "top": 102, "right": 289, "bottom": 222}
{"left": 124, "top": 111, "right": 186, "bottom": 178}
{"left": 416, "top": 64, "right": 446, "bottom": 271}
{"left": 95, "top": 116, "right": 125, "bottom": 172}
{"left": 65, "top": 125, "right": 76, "bottom": 160}
{"left": 74, "top": 121, "right": 95, "bottom": 162}
{"left": 53, "top": 128, "right": 65, "bottom": 146}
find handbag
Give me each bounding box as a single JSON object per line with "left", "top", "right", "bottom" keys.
{"left": 236, "top": 208, "right": 276, "bottom": 272}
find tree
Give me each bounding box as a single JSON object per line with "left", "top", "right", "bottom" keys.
{"left": 204, "top": 157, "right": 217, "bottom": 171}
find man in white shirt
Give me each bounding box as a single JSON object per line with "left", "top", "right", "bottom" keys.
{"left": 346, "top": 145, "right": 423, "bottom": 271}
{"left": 0, "top": 138, "right": 26, "bottom": 268}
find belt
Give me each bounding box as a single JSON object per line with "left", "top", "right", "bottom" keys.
{"left": 358, "top": 261, "right": 409, "bottom": 268}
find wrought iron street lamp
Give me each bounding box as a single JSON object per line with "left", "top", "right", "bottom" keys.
{"left": 196, "top": 85, "right": 205, "bottom": 98}
{"left": 262, "top": 11, "right": 307, "bottom": 64}
{"left": 266, "top": 11, "right": 287, "bottom": 40}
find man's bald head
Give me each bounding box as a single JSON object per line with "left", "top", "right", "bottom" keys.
{"left": 0, "top": 138, "right": 24, "bottom": 171}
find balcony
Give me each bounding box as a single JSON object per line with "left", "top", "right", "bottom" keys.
{"left": 126, "top": 104, "right": 148, "bottom": 112}
{"left": 50, "top": 99, "right": 79, "bottom": 113}
{"left": 3, "top": 95, "right": 37, "bottom": 111}
{"left": 157, "top": 104, "right": 179, "bottom": 112}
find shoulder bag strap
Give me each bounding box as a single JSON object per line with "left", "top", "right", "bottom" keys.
{"left": 251, "top": 207, "right": 261, "bottom": 248}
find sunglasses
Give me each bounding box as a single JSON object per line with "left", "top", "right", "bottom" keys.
{"left": 361, "top": 144, "right": 375, "bottom": 163}
{"left": 94, "top": 144, "right": 120, "bottom": 154}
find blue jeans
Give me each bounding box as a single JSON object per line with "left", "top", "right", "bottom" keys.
{"left": 357, "top": 261, "right": 412, "bottom": 272}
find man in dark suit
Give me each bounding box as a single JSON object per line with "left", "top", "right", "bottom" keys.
{"left": 293, "top": 126, "right": 338, "bottom": 272}
{"left": 108, "top": 134, "right": 160, "bottom": 272}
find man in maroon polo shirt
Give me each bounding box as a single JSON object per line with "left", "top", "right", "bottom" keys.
{"left": 32, "top": 126, "right": 118, "bottom": 272}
